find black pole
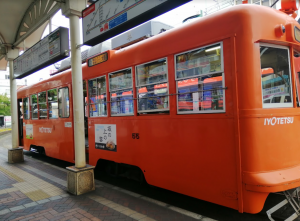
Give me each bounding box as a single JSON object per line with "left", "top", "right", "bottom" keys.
{"left": 270, "top": 0, "right": 279, "bottom": 8}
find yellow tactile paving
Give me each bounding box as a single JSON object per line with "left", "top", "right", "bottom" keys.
{"left": 0, "top": 166, "right": 24, "bottom": 182}
{"left": 13, "top": 182, "right": 39, "bottom": 193}
{"left": 24, "top": 189, "right": 51, "bottom": 201}
{"left": 0, "top": 187, "right": 18, "bottom": 195}
{"left": 0, "top": 162, "right": 64, "bottom": 200}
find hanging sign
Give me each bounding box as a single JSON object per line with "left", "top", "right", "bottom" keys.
{"left": 13, "top": 27, "right": 70, "bottom": 79}
{"left": 82, "top": 0, "right": 191, "bottom": 46}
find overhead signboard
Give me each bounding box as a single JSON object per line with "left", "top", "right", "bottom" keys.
{"left": 13, "top": 27, "right": 69, "bottom": 79}
{"left": 82, "top": 0, "right": 191, "bottom": 46}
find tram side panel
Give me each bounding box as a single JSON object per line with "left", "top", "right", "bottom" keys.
{"left": 89, "top": 116, "right": 238, "bottom": 210}
{"left": 88, "top": 38, "right": 239, "bottom": 210}
{"left": 21, "top": 83, "right": 75, "bottom": 163}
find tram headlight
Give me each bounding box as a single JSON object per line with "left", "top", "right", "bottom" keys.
{"left": 275, "top": 24, "right": 285, "bottom": 37}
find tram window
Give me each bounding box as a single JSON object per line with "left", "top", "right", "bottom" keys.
{"left": 58, "top": 87, "right": 69, "bottom": 118}
{"left": 88, "top": 76, "right": 107, "bottom": 117}
{"left": 175, "top": 43, "right": 222, "bottom": 80}
{"left": 48, "top": 89, "right": 58, "bottom": 119}
{"left": 136, "top": 58, "right": 169, "bottom": 113}
{"left": 260, "top": 45, "right": 293, "bottom": 108}
{"left": 175, "top": 43, "right": 225, "bottom": 114}
{"left": 38, "top": 91, "right": 47, "bottom": 119}
{"left": 30, "top": 94, "right": 38, "bottom": 119}
{"left": 109, "top": 68, "right": 133, "bottom": 116}
{"left": 23, "top": 97, "right": 30, "bottom": 120}
{"left": 177, "top": 73, "right": 224, "bottom": 112}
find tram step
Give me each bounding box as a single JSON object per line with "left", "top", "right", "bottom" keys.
{"left": 267, "top": 188, "right": 300, "bottom": 221}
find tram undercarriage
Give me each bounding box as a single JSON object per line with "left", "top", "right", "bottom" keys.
{"left": 267, "top": 188, "right": 300, "bottom": 221}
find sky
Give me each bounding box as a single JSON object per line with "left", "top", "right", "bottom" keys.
{"left": 21, "top": 0, "right": 283, "bottom": 86}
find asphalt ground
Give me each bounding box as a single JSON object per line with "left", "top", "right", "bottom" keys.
{"left": 0, "top": 133, "right": 299, "bottom": 221}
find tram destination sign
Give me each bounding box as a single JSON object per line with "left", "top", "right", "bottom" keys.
{"left": 13, "top": 27, "right": 69, "bottom": 79}
{"left": 82, "top": 0, "right": 191, "bottom": 46}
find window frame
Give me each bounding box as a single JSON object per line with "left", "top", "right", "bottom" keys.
{"left": 109, "top": 67, "right": 134, "bottom": 116}
{"left": 47, "top": 88, "right": 59, "bottom": 119}
{"left": 293, "top": 50, "right": 300, "bottom": 107}
{"left": 88, "top": 75, "right": 107, "bottom": 118}
{"left": 23, "top": 97, "right": 30, "bottom": 120}
{"left": 174, "top": 41, "right": 226, "bottom": 114}
{"left": 135, "top": 57, "right": 169, "bottom": 113}
{"left": 260, "top": 43, "right": 293, "bottom": 109}
{"left": 30, "top": 94, "right": 38, "bottom": 120}
{"left": 58, "top": 87, "right": 70, "bottom": 118}
{"left": 38, "top": 91, "right": 47, "bottom": 119}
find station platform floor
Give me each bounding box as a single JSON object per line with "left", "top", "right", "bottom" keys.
{"left": 0, "top": 134, "right": 215, "bottom": 221}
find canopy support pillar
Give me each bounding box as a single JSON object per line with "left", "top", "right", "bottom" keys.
{"left": 62, "top": 0, "right": 95, "bottom": 195}
{"left": 6, "top": 49, "right": 24, "bottom": 164}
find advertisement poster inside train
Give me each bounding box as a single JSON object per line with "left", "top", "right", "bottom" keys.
{"left": 95, "top": 124, "right": 117, "bottom": 152}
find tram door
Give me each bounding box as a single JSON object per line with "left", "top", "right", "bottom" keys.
{"left": 83, "top": 80, "right": 89, "bottom": 163}
{"left": 17, "top": 99, "right": 23, "bottom": 146}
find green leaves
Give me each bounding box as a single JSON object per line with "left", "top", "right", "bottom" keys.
{"left": 0, "top": 93, "right": 11, "bottom": 116}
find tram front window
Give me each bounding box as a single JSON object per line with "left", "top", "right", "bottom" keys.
{"left": 260, "top": 45, "right": 293, "bottom": 108}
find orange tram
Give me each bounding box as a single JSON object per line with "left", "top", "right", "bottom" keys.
{"left": 16, "top": 2, "right": 300, "bottom": 217}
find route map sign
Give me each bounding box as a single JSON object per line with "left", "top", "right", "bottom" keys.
{"left": 82, "top": 0, "right": 191, "bottom": 46}
{"left": 13, "top": 27, "right": 69, "bottom": 79}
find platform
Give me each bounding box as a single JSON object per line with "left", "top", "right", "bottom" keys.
{"left": 0, "top": 134, "right": 214, "bottom": 221}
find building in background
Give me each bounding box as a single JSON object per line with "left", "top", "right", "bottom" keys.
{"left": 0, "top": 65, "right": 26, "bottom": 98}
{"left": 0, "top": 70, "right": 10, "bottom": 97}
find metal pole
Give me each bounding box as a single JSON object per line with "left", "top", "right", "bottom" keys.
{"left": 49, "top": 16, "right": 52, "bottom": 33}
{"left": 9, "top": 60, "right": 18, "bottom": 149}
{"left": 69, "top": 14, "right": 86, "bottom": 168}
{"left": 270, "top": 0, "right": 279, "bottom": 8}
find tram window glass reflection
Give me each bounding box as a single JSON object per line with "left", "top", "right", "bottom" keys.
{"left": 31, "top": 94, "right": 38, "bottom": 119}
{"left": 260, "top": 45, "right": 293, "bottom": 108}
{"left": 109, "top": 69, "right": 133, "bottom": 116}
{"left": 175, "top": 43, "right": 225, "bottom": 114}
{"left": 48, "top": 89, "right": 58, "bottom": 119}
{"left": 176, "top": 44, "right": 222, "bottom": 80}
{"left": 136, "top": 58, "right": 169, "bottom": 113}
{"left": 88, "top": 76, "right": 107, "bottom": 117}
{"left": 38, "top": 91, "right": 47, "bottom": 119}
{"left": 23, "top": 97, "right": 30, "bottom": 120}
{"left": 58, "top": 87, "right": 69, "bottom": 118}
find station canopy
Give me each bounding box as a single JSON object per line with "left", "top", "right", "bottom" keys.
{"left": 0, "top": 0, "right": 63, "bottom": 71}
{"left": 0, "top": 0, "right": 191, "bottom": 73}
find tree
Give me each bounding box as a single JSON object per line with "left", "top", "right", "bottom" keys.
{"left": 0, "top": 93, "right": 11, "bottom": 116}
